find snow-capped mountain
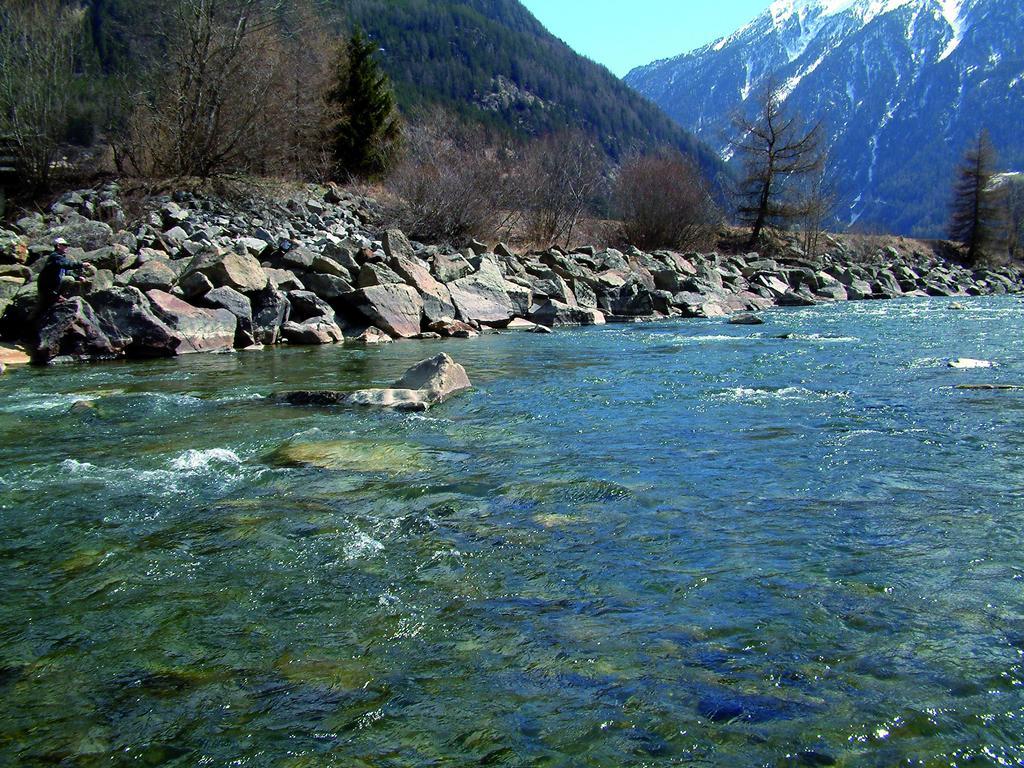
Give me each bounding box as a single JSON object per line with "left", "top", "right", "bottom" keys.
{"left": 625, "top": 0, "right": 1024, "bottom": 237}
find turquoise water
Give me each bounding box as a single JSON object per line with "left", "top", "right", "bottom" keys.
{"left": 2, "top": 296, "right": 1024, "bottom": 767}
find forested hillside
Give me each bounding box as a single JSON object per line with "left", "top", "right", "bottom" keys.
{"left": 81, "top": 0, "right": 722, "bottom": 176}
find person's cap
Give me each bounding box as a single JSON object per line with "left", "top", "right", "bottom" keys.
{"left": 53, "top": 237, "right": 69, "bottom": 247}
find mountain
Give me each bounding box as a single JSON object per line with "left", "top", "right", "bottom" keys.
{"left": 625, "top": 0, "right": 1024, "bottom": 237}
{"left": 341, "top": 0, "right": 722, "bottom": 174}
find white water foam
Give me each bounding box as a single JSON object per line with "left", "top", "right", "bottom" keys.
{"left": 713, "top": 386, "right": 850, "bottom": 403}
{"left": 170, "top": 448, "right": 243, "bottom": 472}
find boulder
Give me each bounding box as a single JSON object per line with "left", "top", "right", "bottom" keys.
{"left": 287, "top": 290, "right": 335, "bottom": 323}
{"left": 530, "top": 299, "right": 605, "bottom": 328}
{"left": 264, "top": 268, "right": 305, "bottom": 292}
{"left": 390, "top": 255, "right": 456, "bottom": 323}
{"left": 282, "top": 319, "right": 345, "bottom": 345}
{"left": 183, "top": 247, "right": 268, "bottom": 293}
{"left": 89, "top": 287, "right": 182, "bottom": 357}
{"left": 0, "top": 343, "right": 31, "bottom": 366}
{"left": 251, "top": 288, "right": 290, "bottom": 345}
{"left": 37, "top": 215, "right": 113, "bottom": 251}
{"left": 349, "top": 326, "right": 393, "bottom": 345}
{"left": 347, "top": 353, "right": 472, "bottom": 411}
{"left": 448, "top": 257, "right": 515, "bottom": 325}
{"left": 729, "top": 313, "right": 765, "bottom": 325}
{"left": 32, "top": 298, "right": 120, "bottom": 364}
{"left": 128, "top": 260, "right": 178, "bottom": 292}
{"left": 432, "top": 252, "right": 473, "bottom": 283}
{"left": 145, "top": 290, "right": 237, "bottom": 354}
{"left": 347, "top": 285, "right": 423, "bottom": 338}
{"left": 309, "top": 254, "right": 351, "bottom": 280}
{"left": 357, "top": 262, "right": 405, "bottom": 288}
{"left": 303, "top": 272, "right": 354, "bottom": 301}
{"left": 203, "top": 286, "right": 255, "bottom": 347}
{"left": 382, "top": 229, "right": 415, "bottom": 261}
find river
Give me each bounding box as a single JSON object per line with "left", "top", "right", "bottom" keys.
{"left": 2, "top": 296, "right": 1023, "bottom": 766}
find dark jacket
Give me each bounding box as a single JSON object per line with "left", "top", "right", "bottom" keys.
{"left": 38, "top": 253, "right": 83, "bottom": 301}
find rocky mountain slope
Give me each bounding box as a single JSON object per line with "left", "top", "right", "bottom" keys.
{"left": 625, "top": 0, "right": 1024, "bottom": 237}
{"left": 1, "top": 182, "right": 1020, "bottom": 371}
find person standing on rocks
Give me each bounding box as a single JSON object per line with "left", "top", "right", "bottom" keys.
{"left": 37, "top": 238, "right": 87, "bottom": 313}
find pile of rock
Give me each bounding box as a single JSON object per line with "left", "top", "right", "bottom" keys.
{"left": 1, "top": 182, "right": 1022, "bottom": 365}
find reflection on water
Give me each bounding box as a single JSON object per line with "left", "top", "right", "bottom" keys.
{"left": 2, "top": 296, "right": 1024, "bottom": 766}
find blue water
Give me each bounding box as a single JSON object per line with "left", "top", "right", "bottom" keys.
{"left": 2, "top": 296, "right": 1024, "bottom": 766}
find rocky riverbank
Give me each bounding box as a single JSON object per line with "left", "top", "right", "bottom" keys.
{"left": 1, "top": 181, "right": 1022, "bottom": 367}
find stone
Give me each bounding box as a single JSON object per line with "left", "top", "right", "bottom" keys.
{"left": 0, "top": 343, "right": 31, "bottom": 366}
{"left": 390, "top": 255, "right": 456, "bottom": 323}
{"left": 282, "top": 319, "right": 345, "bottom": 345}
{"left": 32, "top": 298, "right": 120, "bottom": 364}
{"left": 530, "top": 299, "right": 605, "bottom": 328}
{"left": 347, "top": 285, "right": 423, "bottom": 338}
{"left": 287, "top": 290, "right": 335, "bottom": 323}
{"left": 346, "top": 353, "right": 472, "bottom": 411}
{"left": 432, "top": 252, "right": 473, "bottom": 283}
{"left": 729, "top": 313, "right": 765, "bottom": 325}
{"left": 146, "top": 290, "right": 237, "bottom": 354}
{"left": 183, "top": 247, "right": 268, "bottom": 293}
{"left": 382, "top": 229, "right": 415, "bottom": 261}
{"left": 37, "top": 215, "right": 113, "bottom": 251}
{"left": 309, "top": 254, "right": 351, "bottom": 280}
{"left": 203, "top": 286, "right": 255, "bottom": 347}
{"left": 251, "top": 288, "right": 290, "bottom": 345}
{"left": 179, "top": 271, "right": 216, "bottom": 299}
{"left": 264, "top": 268, "right": 305, "bottom": 292}
{"left": 129, "top": 260, "right": 178, "bottom": 292}
{"left": 350, "top": 326, "right": 393, "bottom": 344}
{"left": 303, "top": 272, "right": 354, "bottom": 301}
{"left": 448, "top": 257, "right": 515, "bottom": 325}
{"left": 89, "top": 287, "right": 182, "bottom": 357}
{"left": 357, "top": 262, "right": 405, "bottom": 288}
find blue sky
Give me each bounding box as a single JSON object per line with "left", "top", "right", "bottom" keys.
{"left": 519, "top": 1, "right": 771, "bottom": 76}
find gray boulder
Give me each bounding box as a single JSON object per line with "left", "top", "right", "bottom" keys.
{"left": 448, "top": 257, "right": 515, "bottom": 325}
{"left": 128, "top": 260, "right": 177, "bottom": 292}
{"left": 203, "top": 286, "right": 255, "bottom": 347}
{"left": 32, "top": 298, "right": 120, "bottom": 364}
{"left": 251, "top": 288, "right": 291, "bottom": 345}
{"left": 146, "top": 289, "right": 237, "bottom": 354}
{"left": 347, "top": 285, "right": 423, "bottom": 338}
{"left": 282, "top": 319, "right": 344, "bottom": 345}
{"left": 183, "top": 247, "right": 268, "bottom": 293}
{"left": 89, "top": 287, "right": 182, "bottom": 357}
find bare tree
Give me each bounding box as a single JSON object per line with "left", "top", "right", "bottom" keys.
{"left": 613, "top": 152, "right": 720, "bottom": 251}
{"left": 387, "top": 113, "right": 517, "bottom": 243}
{"left": 949, "top": 130, "right": 1009, "bottom": 264}
{"left": 521, "top": 132, "right": 607, "bottom": 249}
{"left": 115, "top": 0, "right": 328, "bottom": 180}
{"left": 731, "top": 84, "right": 825, "bottom": 247}
{"left": 0, "top": 0, "right": 87, "bottom": 191}
{"left": 797, "top": 161, "right": 835, "bottom": 258}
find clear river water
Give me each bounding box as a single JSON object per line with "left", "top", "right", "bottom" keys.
{"left": 2, "top": 296, "right": 1024, "bottom": 767}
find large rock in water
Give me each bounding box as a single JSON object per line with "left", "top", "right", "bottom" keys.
{"left": 283, "top": 353, "right": 472, "bottom": 412}
{"left": 88, "top": 286, "right": 181, "bottom": 357}
{"left": 203, "top": 286, "right": 255, "bottom": 347}
{"left": 447, "top": 257, "right": 515, "bottom": 325}
{"left": 182, "top": 247, "right": 268, "bottom": 293}
{"left": 347, "top": 285, "right": 423, "bottom": 338}
{"left": 146, "top": 290, "right": 237, "bottom": 354}
{"left": 32, "top": 298, "right": 120, "bottom": 364}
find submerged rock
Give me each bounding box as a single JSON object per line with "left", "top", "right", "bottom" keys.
{"left": 728, "top": 313, "right": 765, "bottom": 325}
{"left": 266, "top": 438, "right": 426, "bottom": 473}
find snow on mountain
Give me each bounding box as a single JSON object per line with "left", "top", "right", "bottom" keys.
{"left": 625, "top": 0, "right": 1024, "bottom": 237}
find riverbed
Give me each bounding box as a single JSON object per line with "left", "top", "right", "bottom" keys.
{"left": 2, "top": 296, "right": 1024, "bottom": 766}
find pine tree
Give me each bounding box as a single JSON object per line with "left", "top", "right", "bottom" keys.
{"left": 949, "top": 130, "right": 1009, "bottom": 264}
{"left": 325, "top": 29, "right": 401, "bottom": 181}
